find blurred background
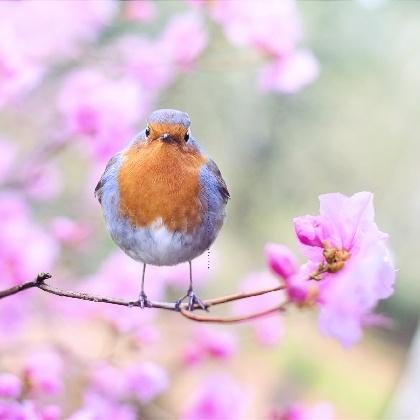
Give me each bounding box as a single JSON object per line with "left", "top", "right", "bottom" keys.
{"left": 0, "top": 0, "right": 419, "bottom": 418}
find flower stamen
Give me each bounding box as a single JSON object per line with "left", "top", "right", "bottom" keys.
{"left": 309, "top": 241, "right": 350, "bottom": 281}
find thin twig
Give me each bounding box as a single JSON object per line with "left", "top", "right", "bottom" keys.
{"left": 0, "top": 273, "right": 52, "bottom": 299}
{"left": 180, "top": 303, "right": 288, "bottom": 324}
{"left": 0, "top": 274, "right": 286, "bottom": 323}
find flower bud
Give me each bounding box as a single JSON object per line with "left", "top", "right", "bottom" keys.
{"left": 293, "top": 215, "right": 325, "bottom": 247}
{"left": 265, "top": 243, "right": 298, "bottom": 279}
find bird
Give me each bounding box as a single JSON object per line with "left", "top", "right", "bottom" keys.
{"left": 95, "top": 109, "right": 229, "bottom": 311}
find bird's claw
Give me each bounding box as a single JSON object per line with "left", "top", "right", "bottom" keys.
{"left": 175, "top": 289, "right": 208, "bottom": 312}
{"left": 138, "top": 292, "right": 151, "bottom": 309}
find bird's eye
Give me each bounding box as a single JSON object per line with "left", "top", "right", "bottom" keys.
{"left": 145, "top": 127, "right": 150, "bottom": 137}
{"left": 184, "top": 132, "right": 190, "bottom": 142}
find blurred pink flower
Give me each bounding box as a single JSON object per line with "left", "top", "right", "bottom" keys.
{"left": 266, "top": 243, "right": 298, "bottom": 280}
{"left": 0, "top": 400, "right": 38, "bottom": 420}
{"left": 124, "top": 0, "right": 156, "bottom": 22}
{"left": 182, "top": 326, "right": 237, "bottom": 365}
{"left": 70, "top": 392, "right": 136, "bottom": 420}
{"left": 0, "top": 1, "right": 115, "bottom": 62}
{"left": 0, "top": 140, "right": 16, "bottom": 183}
{"left": 265, "top": 243, "right": 314, "bottom": 306}
{"left": 0, "top": 373, "right": 21, "bottom": 399}
{"left": 234, "top": 273, "right": 284, "bottom": 346}
{"left": 0, "top": 296, "right": 28, "bottom": 339}
{"left": 23, "top": 349, "right": 63, "bottom": 396}
{"left": 160, "top": 12, "right": 208, "bottom": 70}
{"left": 116, "top": 36, "right": 175, "bottom": 92}
{"left": 294, "top": 192, "right": 395, "bottom": 347}
{"left": 23, "top": 162, "right": 63, "bottom": 201}
{"left": 58, "top": 69, "right": 146, "bottom": 161}
{"left": 211, "top": 0, "right": 302, "bottom": 56}
{"left": 51, "top": 217, "right": 91, "bottom": 247}
{"left": 134, "top": 324, "right": 160, "bottom": 346}
{"left": 271, "top": 402, "right": 334, "bottom": 420}
{"left": 124, "top": 362, "right": 169, "bottom": 403}
{"left": 38, "top": 404, "right": 61, "bottom": 420}
{"left": 79, "top": 251, "right": 165, "bottom": 332}
{"left": 90, "top": 363, "right": 126, "bottom": 401}
{"left": 0, "top": 29, "right": 43, "bottom": 107}
{"left": 258, "top": 50, "right": 320, "bottom": 94}
{"left": 0, "top": 193, "right": 58, "bottom": 287}
{"left": 182, "top": 373, "right": 245, "bottom": 420}
{"left": 0, "top": 0, "right": 115, "bottom": 106}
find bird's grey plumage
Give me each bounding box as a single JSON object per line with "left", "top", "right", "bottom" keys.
{"left": 147, "top": 109, "right": 191, "bottom": 128}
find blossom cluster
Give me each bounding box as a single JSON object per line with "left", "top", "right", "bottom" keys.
{"left": 189, "top": 0, "right": 319, "bottom": 93}
{"left": 266, "top": 192, "right": 395, "bottom": 347}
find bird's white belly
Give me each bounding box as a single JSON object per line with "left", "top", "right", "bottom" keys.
{"left": 108, "top": 217, "right": 212, "bottom": 266}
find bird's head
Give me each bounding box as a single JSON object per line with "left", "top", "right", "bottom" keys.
{"left": 145, "top": 109, "right": 192, "bottom": 146}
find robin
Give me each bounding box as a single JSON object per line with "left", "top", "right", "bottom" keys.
{"left": 95, "top": 109, "right": 229, "bottom": 311}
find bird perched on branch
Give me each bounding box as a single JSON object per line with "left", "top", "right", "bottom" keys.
{"left": 95, "top": 109, "right": 229, "bottom": 311}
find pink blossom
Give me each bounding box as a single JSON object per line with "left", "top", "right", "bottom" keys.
{"left": 160, "top": 12, "right": 208, "bottom": 70}
{"left": 293, "top": 215, "right": 327, "bottom": 248}
{"left": 0, "top": 373, "right": 22, "bottom": 399}
{"left": 124, "top": 362, "right": 169, "bottom": 403}
{"left": 23, "top": 349, "right": 63, "bottom": 395}
{"left": 58, "top": 69, "right": 146, "bottom": 161}
{"left": 0, "top": 1, "right": 115, "bottom": 62}
{"left": 116, "top": 36, "right": 175, "bottom": 92}
{"left": 90, "top": 363, "right": 126, "bottom": 400}
{"left": 0, "top": 193, "right": 58, "bottom": 287}
{"left": 197, "top": 327, "right": 237, "bottom": 359}
{"left": 0, "top": 401, "right": 33, "bottom": 419}
{"left": 258, "top": 50, "right": 320, "bottom": 94}
{"left": 211, "top": 0, "right": 302, "bottom": 56}
{"left": 0, "top": 296, "right": 28, "bottom": 339}
{"left": 51, "top": 217, "right": 91, "bottom": 247}
{"left": 182, "top": 373, "right": 245, "bottom": 420}
{"left": 234, "top": 273, "right": 284, "bottom": 345}
{"left": 294, "top": 192, "right": 395, "bottom": 347}
{"left": 70, "top": 391, "right": 136, "bottom": 420}
{"left": 266, "top": 243, "right": 299, "bottom": 280}
{"left": 134, "top": 324, "right": 160, "bottom": 346}
{"left": 0, "top": 1, "right": 115, "bottom": 106}
{"left": 39, "top": 405, "right": 61, "bottom": 420}
{"left": 182, "top": 326, "right": 237, "bottom": 365}
{"left": 0, "top": 29, "right": 43, "bottom": 107}
{"left": 23, "top": 163, "right": 63, "bottom": 201}
{"left": 124, "top": 0, "right": 156, "bottom": 22}
{"left": 78, "top": 252, "right": 165, "bottom": 332}
{"left": 0, "top": 140, "right": 16, "bottom": 182}
{"left": 271, "top": 402, "right": 334, "bottom": 420}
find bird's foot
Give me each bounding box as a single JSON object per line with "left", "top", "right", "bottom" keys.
{"left": 175, "top": 289, "right": 208, "bottom": 312}
{"left": 138, "top": 292, "right": 151, "bottom": 309}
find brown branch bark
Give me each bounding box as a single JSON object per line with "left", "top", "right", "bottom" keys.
{"left": 180, "top": 303, "right": 287, "bottom": 323}
{"left": 0, "top": 273, "right": 287, "bottom": 323}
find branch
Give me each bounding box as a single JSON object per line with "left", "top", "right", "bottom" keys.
{"left": 0, "top": 274, "right": 287, "bottom": 324}
{"left": 180, "top": 303, "right": 288, "bottom": 323}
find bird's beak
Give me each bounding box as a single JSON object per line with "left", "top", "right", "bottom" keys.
{"left": 160, "top": 133, "right": 171, "bottom": 143}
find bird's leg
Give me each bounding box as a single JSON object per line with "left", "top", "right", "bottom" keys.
{"left": 138, "top": 263, "right": 150, "bottom": 309}
{"left": 175, "top": 261, "right": 208, "bottom": 312}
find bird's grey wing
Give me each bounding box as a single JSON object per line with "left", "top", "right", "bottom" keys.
{"left": 94, "top": 130, "right": 147, "bottom": 204}
{"left": 204, "top": 158, "right": 230, "bottom": 204}
{"left": 94, "top": 153, "right": 120, "bottom": 204}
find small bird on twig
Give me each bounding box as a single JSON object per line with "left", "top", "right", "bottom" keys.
{"left": 95, "top": 109, "right": 229, "bottom": 311}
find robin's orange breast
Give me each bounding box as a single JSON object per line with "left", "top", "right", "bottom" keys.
{"left": 118, "top": 141, "right": 208, "bottom": 234}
